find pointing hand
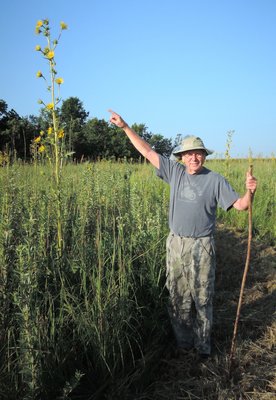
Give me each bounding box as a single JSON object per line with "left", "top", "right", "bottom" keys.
{"left": 108, "top": 109, "right": 128, "bottom": 129}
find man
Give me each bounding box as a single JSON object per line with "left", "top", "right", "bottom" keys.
{"left": 108, "top": 110, "right": 257, "bottom": 358}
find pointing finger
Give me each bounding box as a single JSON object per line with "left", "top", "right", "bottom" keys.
{"left": 108, "top": 109, "right": 119, "bottom": 117}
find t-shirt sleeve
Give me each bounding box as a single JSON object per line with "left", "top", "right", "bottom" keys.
{"left": 217, "top": 177, "right": 239, "bottom": 211}
{"left": 155, "top": 154, "right": 175, "bottom": 183}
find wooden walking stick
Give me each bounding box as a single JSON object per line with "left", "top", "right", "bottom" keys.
{"left": 229, "top": 165, "right": 253, "bottom": 369}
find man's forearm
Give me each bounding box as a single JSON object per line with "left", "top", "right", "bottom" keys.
{"left": 233, "top": 191, "right": 254, "bottom": 211}
{"left": 122, "top": 125, "right": 160, "bottom": 168}
{"left": 122, "top": 125, "right": 152, "bottom": 158}
{"left": 109, "top": 110, "right": 160, "bottom": 168}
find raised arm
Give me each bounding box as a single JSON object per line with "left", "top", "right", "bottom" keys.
{"left": 108, "top": 110, "right": 160, "bottom": 169}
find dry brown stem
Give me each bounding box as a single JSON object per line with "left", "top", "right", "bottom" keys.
{"left": 229, "top": 165, "right": 254, "bottom": 369}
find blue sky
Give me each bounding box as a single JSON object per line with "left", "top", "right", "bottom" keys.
{"left": 1, "top": 0, "right": 276, "bottom": 157}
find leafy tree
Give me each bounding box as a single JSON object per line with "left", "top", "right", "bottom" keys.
{"left": 108, "top": 123, "right": 135, "bottom": 159}
{"left": 0, "top": 100, "right": 20, "bottom": 157}
{"left": 0, "top": 98, "right": 174, "bottom": 161}
{"left": 75, "top": 118, "right": 109, "bottom": 159}
{"left": 173, "top": 133, "right": 184, "bottom": 147}
{"left": 130, "top": 123, "right": 173, "bottom": 158}
{"left": 60, "top": 97, "right": 89, "bottom": 152}
{"left": 0, "top": 99, "right": 8, "bottom": 118}
{"left": 60, "top": 97, "right": 88, "bottom": 126}
{"left": 0, "top": 100, "right": 18, "bottom": 132}
{"left": 148, "top": 134, "right": 172, "bottom": 156}
{"left": 19, "top": 116, "right": 40, "bottom": 160}
{"left": 34, "top": 107, "right": 56, "bottom": 132}
{"left": 0, "top": 100, "right": 39, "bottom": 160}
{"left": 75, "top": 118, "right": 138, "bottom": 160}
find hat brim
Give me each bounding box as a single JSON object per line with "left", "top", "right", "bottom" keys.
{"left": 172, "top": 146, "right": 214, "bottom": 156}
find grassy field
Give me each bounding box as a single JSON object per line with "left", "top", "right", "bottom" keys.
{"left": 0, "top": 158, "right": 275, "bottom": 399}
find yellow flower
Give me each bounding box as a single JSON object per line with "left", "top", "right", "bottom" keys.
{"left": 60, "top": 21, "right": 68, "bottom": 30}
{"left": 46, "top": 103, "right": 54, "bottom": 110}
{"left": 58, "top": 129, "right": 64, "bottom": 139}
{"left": 38, "top": 145, "right": 46, "bottom": 153}
{"left": 55, "top": 77, "right": 64, "bottom": 85}
{"left": 35, "top": 45, "right": 41, "bottom": 51}
{"left": 36, "top": 70, "right": 43, "bottom": 78}
{"left": 47, "top": 127, "right": 53, "bottom": 135}
{"left": 34, "top": 136, "right": 41, "bottom": 143}
{"left": 35, "top": 20, "right": 43, "bottom": 35}
{"left": 46, "top": 50, "right": 55, "bottom": 59}
{"left": 40, "top": 130, "right": 45, "bottom": 136}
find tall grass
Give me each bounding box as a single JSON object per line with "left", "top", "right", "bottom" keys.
{"left": 206, "top": 157, "right": 276, "bottom": 243}
{"left": 0, "top": 158, "right": 275, "bottom": 399}
{"left": 0, "top": 161, "right": 169, "bottom": 399}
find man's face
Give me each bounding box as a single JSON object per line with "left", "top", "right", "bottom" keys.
{"left": 181, "top": 150, "right": 206, "bottom": 174}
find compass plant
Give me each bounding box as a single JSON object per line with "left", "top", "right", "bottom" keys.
{"left": 34, "top": 19, "right": 68, "bottom": 256}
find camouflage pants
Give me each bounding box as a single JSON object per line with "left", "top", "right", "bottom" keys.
{"left": 166, "top": 232, "right": 216, "bottom": 354}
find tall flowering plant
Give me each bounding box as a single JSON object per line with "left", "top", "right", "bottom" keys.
{"left": 34, "top": 19, "right": 68, "bottom": 255}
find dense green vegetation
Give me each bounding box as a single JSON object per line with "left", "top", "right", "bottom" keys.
{"left": 0, "top": 158, "right": 275, "bottom": 399}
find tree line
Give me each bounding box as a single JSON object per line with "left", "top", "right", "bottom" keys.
{"left": 0, "top": 97, "right": 177, "bottom": 162}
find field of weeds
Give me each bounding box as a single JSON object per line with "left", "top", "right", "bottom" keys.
{"left": 0, "top": 158, "right": 275, "bottom": 399}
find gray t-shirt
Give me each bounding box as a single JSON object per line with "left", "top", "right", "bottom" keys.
{"left": 156, "top": 155, "right": 239, "bottom": 237}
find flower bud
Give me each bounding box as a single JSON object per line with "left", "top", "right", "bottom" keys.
{"left": 38, "top": 145, "right": 46, "bottom": 153}
{"left": 55, "top": 77, "right": 64, "bottom": 85}
{"left": 46, "top": 51, "right": 55, "bottom": 60}
{"left": 58, "top": 129, "right": 65, "bottom": 139}
{"left": 36, "top": 20, "right": 43, "bottom": 28}
{"left": 60, "top": 21, "right": 68, "bottom": 30}
{"left": 46, "top": 103, "right": 54, "bottom": 110}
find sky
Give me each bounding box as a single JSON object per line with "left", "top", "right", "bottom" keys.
{"left": 1, "top": 0, "right": 276, "bottom": 158}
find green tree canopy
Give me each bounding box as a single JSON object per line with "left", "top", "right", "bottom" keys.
{"left": 0, "top": 100, "right": 37, "bottom": 160}
{"left": 60, "top": 97, "right": 89, "bottom": 153}
{"left": 0, "top": 98, "right": 175, "bottom": 162}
